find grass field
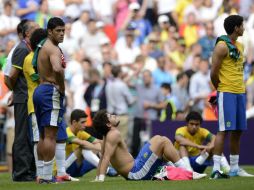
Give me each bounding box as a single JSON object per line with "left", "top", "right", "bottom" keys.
{"left": 0, "top": 167, "right": 254, "bottom": 190}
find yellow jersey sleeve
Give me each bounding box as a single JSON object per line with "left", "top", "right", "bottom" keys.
{"left": 77, "top": 131, "right": 96, "bottom": 143}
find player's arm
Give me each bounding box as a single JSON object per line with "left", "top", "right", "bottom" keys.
{"left": 175, "top": 134, "right": 204, "bottom": 149}
{"left": 71, "top": 138, "right": 101, "bottom": 152}
{"left": 204, "top": 133, "right": 216, "bottom": 153}
{"left": 95, "top": 131, "right": 120, "bottom": 182}
{"left": 210, "top": 42, "right": 228, "bottom": 89}
{"left": 48, "top": 47, "right": 65, "bottom": 90}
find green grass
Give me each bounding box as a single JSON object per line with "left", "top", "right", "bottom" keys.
{"left": 1, "top": 167, "right": 254, "bottom": 190}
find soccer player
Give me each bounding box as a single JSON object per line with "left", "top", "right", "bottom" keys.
{"left": 92, "top": 110, "right": 206, "bottom": 181}
{"left": 210, "top": 14, "right": 254, "bottom": 178}
{"left": 65, "top": 109, "right": 117, "bottom": 177}
{"left": 33, "top": 17, "right": 72, "bottom": 183}
{"left": 174, "top": 111, "right": 229, "bottom": 173}
{"left": 23, "top": 28, "right": 47, "bottom": 179}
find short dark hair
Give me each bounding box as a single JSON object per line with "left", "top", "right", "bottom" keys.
{"left": 30, "top": 28, "right": 47, "bottom": 51}
{"left": 93, "top": 110, "right": 110, "bottom": 136}
{"left": 185, "top": 111, "right": 203, "bottom": 123}
{"left": 224, "top": 15, "right": 243, "bottom": 35}
{"left": 176, "top": 72, "right": 187, "bottom": 81}
{"left": 161, "top": 82, "right": 171, "bottom": 92}
{"left": 47, "top": 17, "right": 65, "bottom": 30}
{"left": 111, "top": 65, "right": 121, "bottom": 78}
{"left": 70, "top": 109, "right": 87, "bottom": 123}
{"left": 17, "top": 19, "right": 29, "bottom": 34}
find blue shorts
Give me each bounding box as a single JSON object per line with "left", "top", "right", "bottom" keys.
{"left": 127, "top": 143, "right": 163, "bottom": 180}
{"left": 28, "top": 113, "right": 39, "bottom": 142}
{"left": 217, "top": 92, "right": 247, "bottom": 131}
{"left": 189, "top": 156, "right": 211, "bottom": 173}
{"left": 33, "top": 84, "right": 67, "bottom": 141}
{"left": 66, "top": 159, "right": 95, "bottom": 177}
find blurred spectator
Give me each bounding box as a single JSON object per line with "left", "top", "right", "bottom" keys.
{"left": 183, "top": 0, "right": 203, "bottom": 23}
{"left": 159, "top": 82, "right": 178, "bottom": 121}
{"left": 16, "top": 0, "right": 40, "bottom": 21}
{"left": 157, "top": 15, "right": 177, "bottom": 43}
{"left": 71, "top": 10, "right": 90, "bottom": 43}
{"left": 183, "top": 43, "right": 202, "bottom": 70}
{"left": 84, "top": 68, "right": 107, "bottom": 118}
{"left": 198, "top": 21, "right": 216, "bottom": 59}
{"left": 114, "top": 0, "right": 137, "bottom": 32}
{"left": 106, "top": 66, "right": 135, "bottom": 143}
{"left": 189, "top": 59, "right": 211, "bottom": 114}
{"left": 47, "top": 0, "right": 65, "bottom": 17}
{"left": 131, "top": 70, "right": 164, "bottom": 157}
{"left": 80, "top": 18, "right": 107, "bottom": 63}
{"left": 199, "top": 0, "right": 223, "bottom": 22}
{"left": 121, "top": 2, "right": 152, "bottom": 45}
{"left": 114, "top": 25, "right": 141, "bottom": 66}
{"left": 35, "top": 0, "right": 51, "bottom": 29}
{"left": 0, "top": 1, "right": 20, "bottom": 45}
{"left": 246, "top": 67, "right": 254, "bottom": 110}
{"left": 155, "top": 0, "right": 177, "bottom": 26}
{"left": 171, "top": 72, "right": 190, "bottom": 112}
{"left": 239, "top": 0, "right": 254, "bottom": 19}
{"left": 152, "top": 54, "right": 174, "bottom": 87}
{"left": 64, "top": 0, "right": 86, "bottom": 20}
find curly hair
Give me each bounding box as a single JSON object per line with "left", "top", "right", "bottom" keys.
{"left": 93, "top": 110, "right": 110, "bottom": 136}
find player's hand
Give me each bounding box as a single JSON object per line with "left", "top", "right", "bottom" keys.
{"left": 7, "top": 93, "right": 13, "bottom": 107}
{"left": 90, "top": 176, "right": 104, "bottom": 182}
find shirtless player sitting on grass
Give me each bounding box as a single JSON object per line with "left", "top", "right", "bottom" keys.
{"left": 92, "top": 110, "right": 207, "bottom": 181}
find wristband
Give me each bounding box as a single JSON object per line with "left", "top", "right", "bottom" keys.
{"left": 98, "top": 174, "right": 105, "bottom": 181}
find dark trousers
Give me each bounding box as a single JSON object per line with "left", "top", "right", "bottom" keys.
{"left": 131, "top": 118, "right": 147, "bottom": 158}
{"left": 12, "top": 103, "right": 36, "bottom": 181}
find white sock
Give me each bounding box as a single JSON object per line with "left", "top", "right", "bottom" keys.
{"left": 37, "top": 160, "right": 44, "bottom": 179}
{"left": 195, "top": 152, "right": 209, "bottom": 165}
{"left": 33, "top": 143, "right": 39, "bottom": 176}
{"left": 55, "top": 143, "right": 66, "bottom": 176}
{"left": 43, "top": 159, "right": 54, "bottom": 180}
{"left": 220, "top": 155, "right": 230, "bottom": 172}
{"left": 212, "top": 155, "right": 221, "bottom": 172}
{"left": 230, "top": 155, "right": 239, "bottom": 172}
{"left": 174, "top": 158, "right": 191, "bottom": 171}
{"left": 82, "top": 149, "right": 99, "bottom": 167}
{"left": 65, "top": 152, "right": 77, "bottom": 169}
{"left": 180, "top": 157, "right": 193, "bottom": 171}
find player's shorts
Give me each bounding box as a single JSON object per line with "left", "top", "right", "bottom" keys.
{"left": 66, "top": 159, "right": 95, "bottom": 177}
{"left": 33, "top": 84, "right": 67, "bottom": 141}
{"left": 127, "top": 143, "right": 163, "bottom": 180}
{"left": 189, "top": 156, "right": 211, "bottom": 173}
{"left": 28, "top": 113, "right": 39, "bottom": 142}
{"left": 217, "top": 92, "right": 247, "bottom": 132}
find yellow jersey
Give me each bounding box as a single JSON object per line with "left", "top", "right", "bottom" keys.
{"left": 217, "top": 41, "right": 245, "bottom": 93}
{"left": 174, "top": 126, "right": 212, "bottom": 156}
{"left": 23, "top": 52, "right": 39, "bottom": 115}
{"left": 66, "top": 127, "right": 95, "bottom": 157}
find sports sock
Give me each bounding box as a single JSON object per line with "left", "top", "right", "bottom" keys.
{"left": 180, "top": 157, "right": 193, "bottom": 171}
{"left": 195, "top": 152, "right": 209, "bottom": 165}
{"left": 220, "top": 155, "right": 230, "bottom": 172}
{"left": 230, "top": 155, "right": 239, "bottom": 172}
{"left": 55, "top": 143, "right": 66, "bottom": 176}
{"left": 65, "top": 152, "right": 77, "bottom": 169}
{"left": 175, "top": 158, "right": 192, "bottom": 171}
{"left": 43, "top": 159, "right": 54, "bottom": 180}
{"left": 212, "top": 155, "right": 221, "bottom": 172}
{"left": 82, "top": 149, "right": 99, "bottom": 167}
{"left": 33, "top": 143, "right": 39, "bottom": 177}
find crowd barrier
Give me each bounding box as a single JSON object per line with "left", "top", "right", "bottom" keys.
{"left": 152, "top": 119, "right": 254, "bottom": 165}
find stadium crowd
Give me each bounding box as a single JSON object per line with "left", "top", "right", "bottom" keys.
{"left": 0, "top": 0, "right": 254, "bottom": 182}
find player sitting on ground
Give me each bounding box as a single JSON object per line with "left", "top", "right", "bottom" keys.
{"left": 92, "top": 110, "right": 207, "bottom": 181}
{"left": 65, "top": 109, "right": 117, "bottom": 177}
{"left": 174, "top": 111, "right": 230, "bottom": 173}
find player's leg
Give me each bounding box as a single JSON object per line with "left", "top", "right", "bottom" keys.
{"left": 179, "top": 146, "right": 193, "bottom": 171}
{"left": 149, "top": 135, "right": 186, "bottom": 168}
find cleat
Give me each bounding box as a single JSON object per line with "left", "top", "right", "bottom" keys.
{"left": 229, "top": 168, "right": 254, "bottom": 177}
{"left": 55, "top": 174, "right": 79, "bottom": 182}
{"left": 106, "top": 167, "right": 118, "bottom": 177}
{"left": 210, "top": 170, "right": 230, "bottom": 179}
{"left": 192, "top": 172, "right": 207, "bottom": 180}
{"left": 38, "top": 178, "right": 58, "bottom": 184}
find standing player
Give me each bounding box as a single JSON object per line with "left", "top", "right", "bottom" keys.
{"left": 210, "top": 15, "right": 253, "bottom": 178}
{"left": 33, "top": 17, "right": 72, "bottom": 183}
{"left": 23, "top": 28, "right": 47, "bottom": 179}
